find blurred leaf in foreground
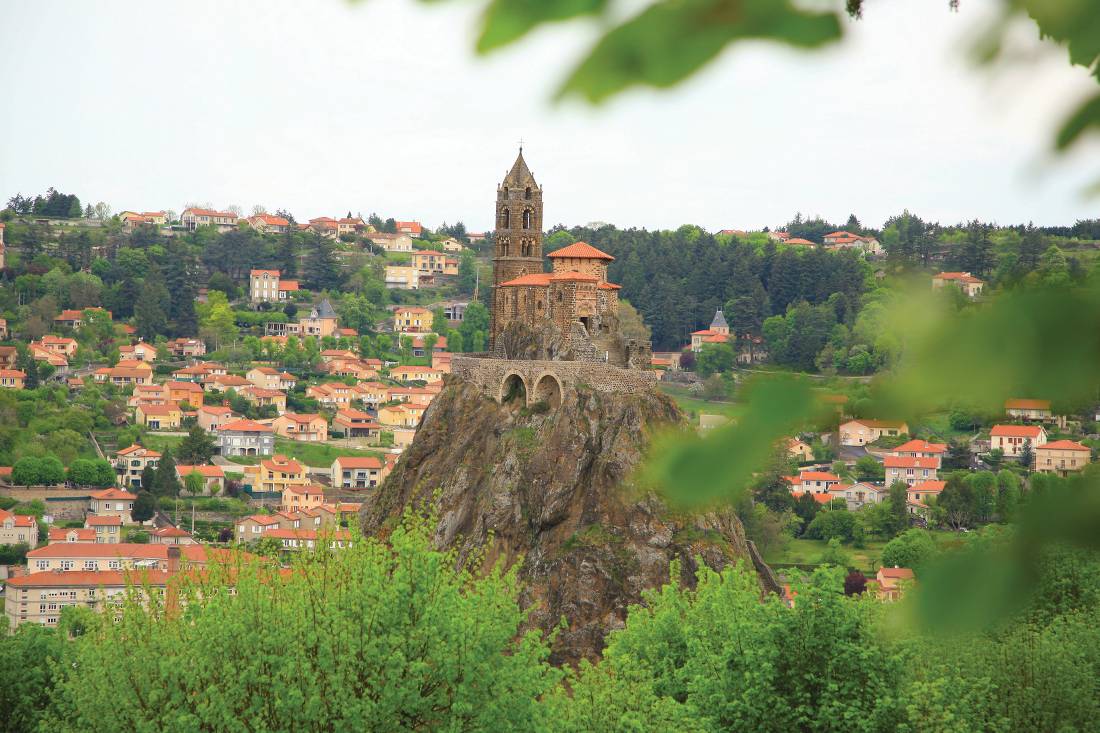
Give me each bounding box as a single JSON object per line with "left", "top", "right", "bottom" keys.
{"left": 641, "top": 374, "right": 819, "bottom": 509}
{"left": 555, "top": 0, "right": 843, "bottom": 103}
{"left": 476, "top": 0, "right": 607, "bottom": 52}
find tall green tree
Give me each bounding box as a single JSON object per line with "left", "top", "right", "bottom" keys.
{"left": 163, "top": 243, "right": 198, "bottom": 336}
{"left": 175, "top": 425, "right": 217, "bottom": 465}
{"left": 303, "top": 232, "right": 344, "bottom": 291}
{"left": 134, "top": 267, "right": 169, "bottom": 340}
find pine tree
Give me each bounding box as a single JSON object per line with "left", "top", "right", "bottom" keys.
{"left": 163, "top": 243, "right": 198, "bottom": 336}
{"left": 153, "top": 450, "right": 180, "bottom": 496}
{"left": 134, "top": 268, "right": 169, "bottom": 340}
{"left": 304, "top": 233, "right": 344, "bottom": 291}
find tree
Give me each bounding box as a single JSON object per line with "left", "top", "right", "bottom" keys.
{"left": 457, "top": 249, "right": 477, "bottom": 294}
{"left": 996, "top": 469, "right": 1020, "bottom": 522}
{"left": 695, "top": 342, "right": 734, "bottom": 377}
{"left": 617, "top": 300, "right": 652, "bottom": 342}
{"left": 819, "top": 537, "right": 850, "bottom": 568}
{"left": 153, "top": 450, "right": 180, "bottom": 496}
{"left": 198, "top": 291, "right": 237, "bottom": 351}
{"left": 457, "top": 301, "right": 490, "bottom": 353}
{"left": 700, "top": 374, "right": 728, "bottom": 401}
{"left": 984, "top": 447, "right": 1004, "bottom": 471}
{"left": 176, "top": 425, "right": 217, "bottom": 465}
{"left": 855, "top": 455, "right": 884, "bottom": 482}
{"left": 134, "top": 268, "right": 169, "bottom": 340}
{"left": 943, "top": 440, "right": 972, "bottom": 471}
{"left": 843, "top": 570, "right": 867, "bottom": 595}
{"left": 303, "top": 232, "right": 344, "bottom": 291}
{"left": 139, "top": 463, "right": 156, "bottom": 492}
{"left": 886, "top": 481, "right": 909, "bottom": 537}
{"left": 11, "top": 457, "right": 43, "bottom": 486}
{"left": 804, "top": 507, "right": 857, "bottom": 542}
{"left": 44, "top": 514, "right": 558, "bottom": 731}
{"left": 67, "top": 459, "right": 114, "bottom": 487}
{"left": 131, "top": 491, "right": 156, "bottom": 523}
{"left": 880, "top": 529, "right": 937, "bottom": 574}
{"left": 163, "top": 243, "right": 198, "bottom": 336}
{"left": 184, "top": 471, "right": 205, "bottom": 496}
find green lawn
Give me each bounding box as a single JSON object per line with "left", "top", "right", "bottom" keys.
{"left": 658, "top": 383, "right": 746, "bottom": 421}
{"left": 142, "top": 434, "right": 185, "bottom": 453}
{"left": 764, "top": 530, "right": 966, "bottom": 573}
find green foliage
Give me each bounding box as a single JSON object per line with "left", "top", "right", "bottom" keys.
{"left": 131, "top": 491, "right": 156, "bottom": 523}
{"left": 881, "top": 529, "right": 938, "bottom": 574}
{"left": 0, "top": 624, "right": 67, "bottom": 733}
{"left": 65, "top": 458, "right": 115, "bottom": 487}
{"left": 175, "top": 425, "right": 217, "bottom": 465}
{"left": 804, "top": 507, "right": 857, "bottom": 543}
{"left": 695, "top": 342, "right": 734, "bottom": 377}
{"left": 855, "top": 454, "right": 884, "bottom": 481}
{"left": 819, "top": 537, "right": 851, "bottom": 567}
{"left": 42, "top": 514, "right": 560, "bottom": 730}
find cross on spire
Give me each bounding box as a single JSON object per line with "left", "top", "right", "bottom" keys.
{"left": 518, "top": 137, "right": 524, "bottom": 153}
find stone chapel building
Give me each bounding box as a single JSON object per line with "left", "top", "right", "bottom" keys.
{"left": 488, "top": 150, "right": 651, "bottom": 369}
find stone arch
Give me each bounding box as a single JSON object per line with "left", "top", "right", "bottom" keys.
{"left": 499, "top": 372, "right": 528, "bottom": 404}
{"left": 531, "top": 373, "right": 563, "bottom": 409}
{"left": 522, "top": 208, "right": 533, "bottom": 229}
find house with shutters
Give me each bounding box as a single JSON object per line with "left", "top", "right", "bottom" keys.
{"left": 216, "top": 419, "right": 275, "bottom": 457}
{"left": 990, "top": 424, "right": 1047, "bottom": 457}
{"left": 113, "top": 445, "right": 161, "bottom": 488}
{"left": 885, "top": 456, "right": 939, "bottom": 486}
{"left": 85, "top": 515, "right": 122, "bottom": 544}
{"left": 1034, "top": 440, "right": 1092, "bottom": 476}
{"left": 331, "top": 456, "right": 385, "bottom": 489}
{"left": 0, "top": 509, "right": 37, "bottom": 546}
{"left": 88, "top": 488, "right": 137, "bottom": 524}
{"left": 181, "top": 207, "right": 238, "bottom": 232}
{"left": 273, "top": 413, "right": 328, "bottom": 442}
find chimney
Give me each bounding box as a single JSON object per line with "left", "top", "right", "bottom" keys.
{"left": 167, "top": 545, "right": 181, "bottom": 574}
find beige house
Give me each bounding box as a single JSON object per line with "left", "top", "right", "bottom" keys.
{"left": 839, "top": 419, "right": 908, "bottom": 447}
{"left": 241, "top": 386, "right": 287, "bottom": 414}
{"left": 274, "top": 413, "right": 328, "bottom": 442}
{"left": 787, "top": 438, "right": 814, "bottom": 462}
{"left": 875, "top": 567, "right": 915, "bottom": 601}
{"left": 932, "top": 271, "right": 984, "bottom": 297}
{"left": 307, "top": 382, "right": 354, "bottom": 409}
{"left": 118, "top": 342, "right": 158, "bottom": 362}
{"left": 247, "top": 367, "right": 296, "bottom": 391}
{"left": 884, "top": 456, "right": 938, "bottom": 486}
{"left": 85, "top": 515, "right": 123, "bottom": 544}
{"left": 88, "top": 488, "right": 137, "bottom": 524}
{"left": 369, "top": 232, "right": 414, "bottom": 252}
{"left": 1004, "top": 398, "right": 1053, "bottom": 421}
{"left": 197, "top": 405, "right": 239, "bottom": 432}
{"left": 393, "top": 306, "right": 433, "bottom": 333}
{"left": 378, "top": 403, "right": 423, "bottom": 428}
{"left": 0, "top": 508, "right": 37, "bottom": 546}
{"left": 256, "top": 455, "right": 308, "bottom": 495}
{"left": 250, "top": 269, "right": 300, "bottom": 303}
{"left": 23, "top": 542, "right": 206, "bottom": 574}
{"left": 245, "top": 214, "right": 290, "bottom": 234}
{"left": 5, "top": 568, "right": 168, "bottom": 630}
{"left": 990, "top": 424, "right": 1047, "bottom": 457}
{"left": 0, "top": 369, "right": 26, "bottom": 389}
{"left": 280, "top": 484, "right": 325, "bottom": 512}
{"left": 1034, "top": 440, "right": 1092, "bottom": 476}
{"left": 181, "top": 207, "right": 238, "bottom": 232}
{"left": 331, "top": 456, "right": 384, "bottom": 489}
{"left": 113, "top": 445, "right": 161, "bottom": 489}
{"left": 135, "top": 403, "right": 182, "bottom": 430}
{"left": 389, "top": 366, "right": 444, "bottom": 384}
{"left": 166, "top": 337, "right": 206, "bottom": 358}
{"left": 384, "top": 265, "right": 420, "bottom": 290}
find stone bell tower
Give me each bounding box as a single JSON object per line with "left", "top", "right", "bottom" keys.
{"left": 490, "top": 148, "right": 544, "bottom": 349}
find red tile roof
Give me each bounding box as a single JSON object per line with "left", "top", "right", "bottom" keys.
{"left": 547, "top": 241, "right": 615, "bottom": 261}
{"left": 176, "top": 465, "right": 225, "bottom": 478}
{"left": 333, "top": 456, "right": 383, "bottom": 469}
{"left": 90, "top": 487, "right": 137, "bottom": 500}
{"left": 893, "top": 439, "right": 947, "bottom": 454}
{"left": 498, "top": 273, "right": 553, "bottom": 287}
{"left": 217, "top": 419, "right": 274, "bottom": 433}
{"left": 934, "top": 271, "right": 984, "bottom": 284}
{"left": 85, "top": 515, "right": 123, "bottom": 526}
{"left": 1005, "top": 398, "right": 1051, "bottom": 411}
{"left": 990, "top": 424, "right": 1044, "bottom": 438}
{"left": 1039, "top": 440, "right": 1090, "bottom": 452}
{"left": 909, "top": 480, "right": 946, "bottom": 493}
{"left": 797, "top": 472, "right": 840, "bottom": 482}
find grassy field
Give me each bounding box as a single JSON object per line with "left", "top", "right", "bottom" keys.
{"left": 227, "top": 438, "right": 385, "bottom": 467}
{"left": 141, "top": 434, "right": 185, "bottom": 453}
{"left": 764, "top": 530, "right": 966, "bottom": 573}
{"left": 658, "top": 383, "right": 747, "bottom": 421}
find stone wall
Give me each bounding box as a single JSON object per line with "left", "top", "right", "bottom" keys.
{"left": 452, "top": 354, "right": 657, "bottom": 408}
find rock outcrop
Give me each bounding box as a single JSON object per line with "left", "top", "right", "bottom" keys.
{"left": 361, "top": 377, "right": 755, "bottom": 663}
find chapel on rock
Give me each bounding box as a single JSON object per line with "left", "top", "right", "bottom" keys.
{"left": 488, "top": 150, "right": 651, "bottom": 369}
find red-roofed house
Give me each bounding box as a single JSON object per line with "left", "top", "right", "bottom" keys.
{"left": 932, "top": 271, "right": 984, "bottom": 297}
{"left": 1034, "top": 440, "right": 1092, "bottom": 476}
{"left": 839, "top": 419, "right": 909, "bottom": 446}
{"left": 114, "top": 444, "right": 161, "bottom": 488}
{"left": 822, "top": 231, "right": 882, "bottom": 255}
{"left": 196, "top": 405, "right": 239, "bottom": 432}
{"left": 176, "top": 464, "right": 226, "bottom": 494}
{"left": 245, "top": 213, "right": 290, "bottom": 234}
{"left": 151, "top": 526, "right": 196, "bottom": 545}
{"left": 216, "top": 419, "right": 275, "bottom": 456}
{"left": 273, "top": 413, "right": 328, "bottom": 442}
{"left": 690, "top": 309, "right": 731, "bottom": 352}
{"left": 1004, "top": 398, "right": 1053, "bottom": 421}
{"left": 331, "top": 409, "right": 380, "bottom": 440}
{"left": 876, "top": 567, "right": 915, "bottom": 600}
{"left": 48, "top": 527, "right": 97, "bottom": 545}
{"left": 990, "top": 424, "right": 1047, "bottom": 457}
{"left": 84, "top": 515, "right": 123, "bottom": 544}
{"left": 884, "top": 455, "right": 940, "bottom": 486}
{"left": 906, "top": 480, "right": 946, "bottom": 508}
{"left": 395, "top": 220, "right": 423, "bottom": 237}
{"left": 181, "top": 207, "right": 238, "bottom": 232}
{"left": 331, "top": 456, "right": 384, "bottom": 489}
{"left": 0, "top": 508, "right": 37, "bottom": 546}
{"left": 281, "top": 484, "right": 325, "bottom": 513}
{"left": 88, "top": 488, "right": 137, "bottom": 523}
{"left": 788, "top": 471, "right": 842, "bottom": 494}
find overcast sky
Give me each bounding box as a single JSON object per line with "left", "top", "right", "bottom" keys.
{"left": 1, "top": 0, "right": 1097, "bottom": 232}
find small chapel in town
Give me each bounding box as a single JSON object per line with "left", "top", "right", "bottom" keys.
{"left": 488, "top": 150, "right": 651, "bottom": 369}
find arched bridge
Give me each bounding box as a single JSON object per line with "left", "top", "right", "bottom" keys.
{"left": 451, "top": 355, "right": 657, "bottom": 409}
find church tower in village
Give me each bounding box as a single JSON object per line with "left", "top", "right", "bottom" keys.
{"left": 490, "top": 149, "right": 544, "bottom": 349}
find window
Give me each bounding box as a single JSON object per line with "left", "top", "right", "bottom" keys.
{"left": 84, "top": 560, "right": 97, "bottom": 571}
{"left": 525, "top": 186, "right": 531, "bottom": 200}
{"left": 108, "top": 560, "right": 121, "bottom": 570}
{"left": 522, "top": 209, "right": 532, "bottom": 229}
{"left": 60, "top": 561, "right": 74, "bottom": 571}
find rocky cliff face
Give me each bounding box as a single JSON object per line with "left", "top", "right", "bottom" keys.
{"left": 361, "top": 378, "right": 754, "bottom": 663}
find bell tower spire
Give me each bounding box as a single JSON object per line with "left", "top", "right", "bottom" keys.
{"left": 490, "top": 147, "right": 544, "bottom": 350}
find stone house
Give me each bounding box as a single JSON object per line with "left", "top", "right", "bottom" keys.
{"left": 1034, "top": 440, "right": 1092, "bottom": 476}
{"left": 88, "top": 488, "right": 137, "bottom": 524}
